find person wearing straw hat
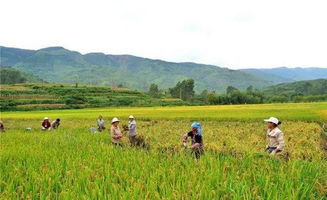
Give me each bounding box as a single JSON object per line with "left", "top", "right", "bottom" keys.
{"left": 264, "top": 117, "right": 285, "bottom": 156}
{"left": 41, "top": 117, "right": 51, "bottom": 131}
{"left": 97, "top": 115, "right": 105, "bottom": 132}
{"left": 128, "top": 115, "right": 137, "bottom": 145}
{"left": 110, "top": 117, "right": 123, "bottom": 146}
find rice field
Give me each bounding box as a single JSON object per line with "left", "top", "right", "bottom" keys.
{"left": 0, "top": 103, "right": 327, "bottom": 199}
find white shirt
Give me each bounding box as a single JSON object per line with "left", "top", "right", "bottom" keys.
{"left": 97, "top": 119, "right": 105, "bottom": 127}
{"left": 128, "top": 120, "right": 137, "bottom": 137}
{"left": 267, "top": 127, "right": 285, "bottom": 150}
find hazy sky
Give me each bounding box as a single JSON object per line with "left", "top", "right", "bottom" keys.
{"left": 1, "top": 0, "right": 326, "bottom": 69}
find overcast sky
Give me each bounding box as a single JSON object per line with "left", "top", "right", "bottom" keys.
{"left": 1, "top": 0, "right": 326, "bottom": 69}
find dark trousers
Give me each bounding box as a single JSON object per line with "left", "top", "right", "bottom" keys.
{"left": 267, "top": 147, "right": 282, "bottom": 154}
{"left": 129, "top": 135, "right": 137, "bottom": 145}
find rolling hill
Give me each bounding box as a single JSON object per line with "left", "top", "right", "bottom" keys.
{"left": 241, "top": 67, "right": 327, "bottom": 84}
{"left": 1, "top": 46, "right": 326, "bottom": 93}
{"left": 262, "top": 79, "right": 327, "bottom": 96}
{"left": 1, "top": 46, "right": 272, "bottom": 92}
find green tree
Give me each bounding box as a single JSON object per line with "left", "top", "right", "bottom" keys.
{"left": 148, "top": 83, "right": 160, "bottom": 98}
{"left": 226, "top": 86, "right": 239, "bottom": 94}
{"left": 246, "top": 85, "right": 253, "bottom": 92}
{"left": 199, "top": 89, "right": 209, "bottom": 103}
{"left": 169, "top": 79, "right": 195, "bottom": 101}
{"left": 0, "top": 67, "right": 26, "bottom": 84}
{"left": 206, "top": 92, "right": 219, "bottom": 105}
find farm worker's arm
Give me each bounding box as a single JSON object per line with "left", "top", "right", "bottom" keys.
{"left": 111, "top": 127, "right": 120, "bottom": 139}
{"left": 129, "top": 123, "right": 135, "bottom": 131}
{"left": 182, "top": 133, "right": 189, "bottom": 143}
{"left": 182, "top": 134, "right": 188, "bottom": 148}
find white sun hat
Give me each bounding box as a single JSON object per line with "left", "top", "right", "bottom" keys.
{"left": 111, "top": 117, "right": 120, "bottom": 123}
{"left": 44, "top": 117, "right": 49, "bottom": 120}
{"left": 129, "top": 115, "right": 134, "bottom": 119}
{"left": 264, "top": 117, "right": 279, "bottom": 125}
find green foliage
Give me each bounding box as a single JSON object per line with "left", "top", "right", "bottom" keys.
{"left": 64, "top": 95, "right": 87, "bottom": 105}
{"left": 148, "top": 83, "right": 160, "bottom": 98}
{"left": 263, "top": 79, "right": 327, "bottom": 102}
{"left": 169, "top": 79, "right": 195, "bottom": 101}
{"left": 205, "top": 89, "right": 265, "bottom": 105}
{"left": 246, "top": 85, "right": 253, "bottom": 92}
{"left": 206, "top": 92, "right": 219, "bottom": 105}
{"left": 203, "top": 79, "right": 327, "bottom": 105}
{"left": 226, "top": 86, "right": 239, "bottom": 94}
{"left": 0, "top": 67, "right": 26, "bottom": 84}
{"left": 0, "top": 67, "right": 44, "bottom": 84}
{"left": 263, "top": 79, "right": 327, "bottom": 96}
{"left": 0, "top": 84, "right": 189, "bottom": 111}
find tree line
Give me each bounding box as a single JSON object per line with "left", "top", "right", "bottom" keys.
{"left": 148, "top": 79, "right": 327, "bottom": 104}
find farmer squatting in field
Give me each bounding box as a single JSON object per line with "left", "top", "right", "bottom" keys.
{"left": 182, "top": 122, "right": 204, "bottom": 158}
{"left": 264, "top": 117, "right": 285, "bottom": 156}
{"left": 41, "top": 117, "right": 51, "bottom": 131}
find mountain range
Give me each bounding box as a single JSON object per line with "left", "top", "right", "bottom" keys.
{"left": 241, "top": 68, "right": 327, "bottom": 84}
{"left": 1, "top": 46, "right": 326, "bottom": 92}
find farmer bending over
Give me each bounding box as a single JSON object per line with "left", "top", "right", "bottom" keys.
{"left": 51, "top": 118, "right": 61, "bottom": 129}
{"left": 111, "top": 117, "right": 123, "bottom": 146}
{"left": 264, "top": 117, "right": 284, "bottom": 156}
{"left": 42, "top": 117, "right": 51, "bottom": 131}
{"left": 182, "top": 122, "right": 203, "bottom": 158}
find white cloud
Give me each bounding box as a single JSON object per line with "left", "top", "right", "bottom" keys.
{"left": 1, "top": 0, "right": 326, "bottom": 69}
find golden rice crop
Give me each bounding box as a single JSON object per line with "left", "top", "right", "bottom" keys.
{"left": 0, "top": 103, "right": 326, "bottom": 199}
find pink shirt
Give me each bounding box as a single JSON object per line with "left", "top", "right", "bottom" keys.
{"left": 111, "top": 125, "right": 122, "bottom": 144}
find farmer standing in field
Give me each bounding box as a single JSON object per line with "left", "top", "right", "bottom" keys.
{"left": 111, "top": 117, "right": 123, "bottom": 146}
{"left": 128, "top": 115, "right": 137, "bottom": 145}
{"left": 0, "top": 120, "right": 5, "bottom": 132}
{"left": 264, "top": 117, "right": 285, "bottom": 156}
{"left": 51, "top": 118, "right": 61, "bottom": 129}
{"left": 182, "top": 122, "right": 204, "bottom": 158}
{"left": 41, "top": 117, "right": 51, "bottom": 131}
{"left": 97, "top": 115, "right": 105, "bottom": 132}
